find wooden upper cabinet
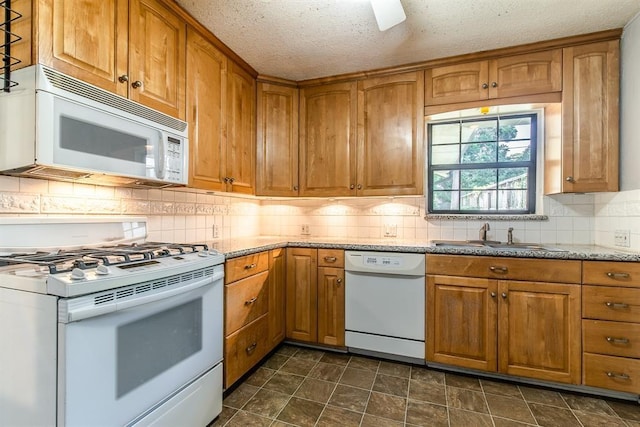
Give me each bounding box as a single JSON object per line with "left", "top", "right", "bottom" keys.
{"left": 38, "top": 0, "right": 129, "bottom": 96}
{"left": 425, "top": 49, "right": 562, "bottom": 105}
{"left": 256, "top": 82, "right": 299, "bottom": 196}
{"left": 300, "top": 81, "right": 358, "bottom": 197}
{"left": 357, "top": 71, "right": 424, "bottom": 196}
{"left": 129, "top": 0, "right": 186, "bottom": 119}
{"left": 559, "top": 40, "right": 619, "bottom": 193}
{"left": 226, "top": 62, "right": 256, "bottom": 194}
{"left": 186, "top": 27, "right": 227, "bottom": 191}
{"left": 38, "top": 0, "right": 186, "bottom": 119}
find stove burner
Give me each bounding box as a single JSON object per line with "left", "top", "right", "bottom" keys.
{"left": 0, "top": 243, "right": 210, "bottom": 275}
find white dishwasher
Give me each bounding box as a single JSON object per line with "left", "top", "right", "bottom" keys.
{"left": 345, "top": 251, "right": 426, "bottom": 362}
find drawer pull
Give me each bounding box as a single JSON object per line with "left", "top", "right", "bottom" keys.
{"left": 324, "top": 256, "right": 337, "bottom": 263}
{"left": 606, "top": 272, "right": 630, "bottom": 280}
{"left": 246, "top": 342, "right": 257, "bottom": 354}
{"left": 605, "top": 302, "right": 629, "bottom": 309}
{"left": 490, "top": 266, "right": 508, "bottom": 274}
{"left": 244, "top": 297, "right": 258, "bottom": 306}
{"left": 244, "top": 263, "right": 257, "bottom": 270}
{"left": 606, "top": 371, "right": 630, "bottom": 380}
{"left": 606, "top": 336, "right": 630, "bottom": 344}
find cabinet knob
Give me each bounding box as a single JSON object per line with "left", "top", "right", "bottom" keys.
{"left": 491, "top": 81, "right": 498, "bottom": 88}
{"left": 501, "top": 292, "right": 507, "bottom": 299}
{"left": 293, "top": 185, "right": 299, "bottom": 191}
{"left": 337, "top": 278, "right": 343, "bottom": 285}
{"left": 228, "top": 177, "right": 235, "bottom": 184}
{"left": 565, "top": 176, "right": 575, "bottom": 182}
{"left": 357, "top": 184, "right": 362, "bottom": 190}
{"left": 490, "top": 292, "right": 496, "bottom": 298}
{"left": 118, "top": 74, "right": 129, "bottom": 83}
{"left": 482, "top": 83, "right": 489, "bottom": 89}
{"left": 350, "top": 184, "right": 355, "bottom": 190}
{"left": 131, "top": 80, "right": 142, "bottom": 89}
{"left": 606, "top": 272, "right": 630, "bottom": 280}
{"left": 246, "top": 342, "right": 257, "bottom": 354}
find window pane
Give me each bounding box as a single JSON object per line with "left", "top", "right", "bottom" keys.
{"left": 432, "top": 170, "right": 459, "bottom": 190}
{"left": 461, "top": 142, "right": 497, "bottom": 163}
{"left": 499, "top": 117, "right": 532, "bottom": 141}
{"left": 499, "top": 168, "right": 528, "bottom": 189}
{"left": 432, "top": 191, "right": 459, "bottom": 210}
{"left": 497, "top": 190, "right": 528, "bottom": 210}
{"left": 461, "top": 190, "right": 497, "bottom": 210}
{"left": 431, "top": 145, "right": 459, "bottom": 165}
{"left": 462, "top": 120, "right": 498, "bottom": 142}
{"left": 431, "top": 123, "right": 460, "bottom": 145}
{"left": 498, "top": 140, "right": 531, "bottom": 162}
{"left": 461, "top": 168, "right": 497, "bottom": 190}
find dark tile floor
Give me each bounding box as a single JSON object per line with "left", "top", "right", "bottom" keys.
{"left": 211, "top": 344, "right": 640, "bottom": 427}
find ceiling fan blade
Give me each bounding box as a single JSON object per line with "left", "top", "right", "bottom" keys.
{"left": 370, "top": 0, "right": 406, "bottom": 31}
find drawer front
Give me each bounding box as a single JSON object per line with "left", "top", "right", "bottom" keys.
{"left": 225, "top": 251, "right": 269, "bottom": 283}
{"left": 318, "top": 249, "right": 344, "bottom": 268}
{"left": 426, "top": 255, "right": 581, "bottom": 283}
{"left": 583, "top": 261, "right": 640, "bottom": 288}
{"left": 224, "top": 314, "right": 269, "bottom": 387}
{"left": 583, "top": 319, "right": 640, "bottom": 358}
{"left": 583, "top": 285, "right": 640, "bottom": 322}
{"left": 225, "top": 271, "right": 269, "bottom": 335}
{"left": 583, "top": 352, "right": 640, "bottom": 394}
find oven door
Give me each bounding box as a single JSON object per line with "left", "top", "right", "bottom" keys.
{"left": 57, "top": 276, "right": 222, "bottom": 427}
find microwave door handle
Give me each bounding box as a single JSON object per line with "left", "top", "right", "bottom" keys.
{"left": 155, "top": 135, "right": 166, "bottom": 179}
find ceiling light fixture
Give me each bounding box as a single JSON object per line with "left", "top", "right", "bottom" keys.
{"left": 370, "top": 0, "right": 406, "bottom": 31}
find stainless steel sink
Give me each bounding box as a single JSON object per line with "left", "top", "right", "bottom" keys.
{"left": 430, "top": 240, "right": 567, "bottom": 252}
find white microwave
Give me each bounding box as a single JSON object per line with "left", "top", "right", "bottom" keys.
{"left": 0, "top": 65, "right": 188, "bottom": 187}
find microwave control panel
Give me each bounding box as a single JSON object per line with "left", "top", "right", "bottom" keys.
{"left": 166, "top": 137, "right": 184, "bottom": 182}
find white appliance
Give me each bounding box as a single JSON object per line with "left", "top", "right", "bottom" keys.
{"left": 345, "top": 251, "right": 426, "bottom": 362}
{"left": 0, "top": 218, "right": 224, "bottom": 427}
{"left": 0, "top": 65, "right": 188, "bottom": 187}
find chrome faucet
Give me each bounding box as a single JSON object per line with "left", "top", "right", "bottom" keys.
{"left": 507, "top": 227, "right": 514, "bottom": 245}
{"left": 479, "top": 223, "right": 490, "bottom": 241}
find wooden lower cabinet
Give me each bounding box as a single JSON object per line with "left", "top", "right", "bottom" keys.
{"left": 224, "top": 249, "right": 286, "bottom": 388}
{"left": 286, "top": 248, "right": 345, "bottom": 347}
{"left": 426, "top": 256, "right": 581, "bottom": 385}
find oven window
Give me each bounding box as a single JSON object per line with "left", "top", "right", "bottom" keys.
{"left": 116, "top": 298, "right": 203, "bottom": 398}
{"left": 60, "top": 116, "right": 147, "bottom": 163}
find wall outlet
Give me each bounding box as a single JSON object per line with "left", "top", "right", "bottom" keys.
{"left": 301, "top": 224, "right": 310, "bottom": 235}
{"left": 614, "top": 229, "right": 630, "bottom": 247}
{"left": 212, "top": 224, "right": 220, "bottom": 238}
{"left": 384, "top": 223, "right": 397, "bottom": 237}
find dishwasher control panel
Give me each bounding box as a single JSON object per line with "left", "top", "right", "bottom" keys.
{"left": 345, "top": 251, "right": 425, "bottom": 276}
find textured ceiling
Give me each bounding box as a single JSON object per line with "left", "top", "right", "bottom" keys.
{"left": 177, "top": 0, "right": 640, "bottom": 81}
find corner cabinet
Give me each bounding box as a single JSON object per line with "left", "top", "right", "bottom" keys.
{"left": 426, "top": 255, "right": 582, "bottom": 384}
{"left": 38, "top": 0, "right": 186, "bottom": 119}
{"left": 299, "top": 70, "right": 424, "bottom": 197}
{"left": 545, "top": 40, "right": 619, "bottom": 194}
{"left": 256, "top": 82, "right": 299, "bottom": 196}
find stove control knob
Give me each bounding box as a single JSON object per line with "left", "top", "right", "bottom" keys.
{"left": 70, "top": 268, "right": 86, "bottom": 280}
{"left": 96, "top": 265, "right": 111, "bottom": 275}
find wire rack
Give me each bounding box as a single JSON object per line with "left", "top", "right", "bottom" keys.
{"left": 1, "top": 0, "right": 22, "bottom": 92}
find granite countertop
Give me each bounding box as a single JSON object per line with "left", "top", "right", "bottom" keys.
{"left": 206, "top": 236, "right": 640, "bottom": 262}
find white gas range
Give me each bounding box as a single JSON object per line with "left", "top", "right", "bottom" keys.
{"left": 0, "top": 217, "right": 225, "bottom": 427}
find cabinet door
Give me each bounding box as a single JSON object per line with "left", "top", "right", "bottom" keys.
{"left": 426, "top": 275, "right": 498, "bottom": 371}
{"left": 317, "top": 266, "right": 345, "bottom": 347}
{"left": 38, "top": 0, "right": 128, "bottom": 96}
{"left": 561, "top": 40, "right": 619, "bottom": 192}
{"left": 186, "top": 27, "right": 227, "bottom": 191}
{"left": 498, "top": 281, "right": 581, "bottom": 384}
{"left": 300, "top": 81, "right": 357, "bottom": 197}
{"left": 357, "top": 71, "right": 424, "bottom": 196}
{"left": 256, "top": 83, "right": 299, "bottom": 196}
{"left": 425, "top": 61, "right": 489, "bottom": 105}
{"left": 226, "top": 62, "right": 256, "bottom": 194}
{"left": 267, "top": 249, "right": 286, "bottom": 349}
{"left": 286, "top": 248, "right": 317, "bottom": 342}
{"left": 129, "top": 0, "right": 186, "bottom": 119}
{"left": 489, "top": 49, "right": 562, "bottom": 98}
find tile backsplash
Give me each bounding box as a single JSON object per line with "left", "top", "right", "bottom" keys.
{"left": 1, "top": 175, "right": 637, "bottom": 250}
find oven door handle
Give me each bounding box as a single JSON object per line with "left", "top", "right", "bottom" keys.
{"left": 64, "top": 269, "right": 224, "bottom": 323}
